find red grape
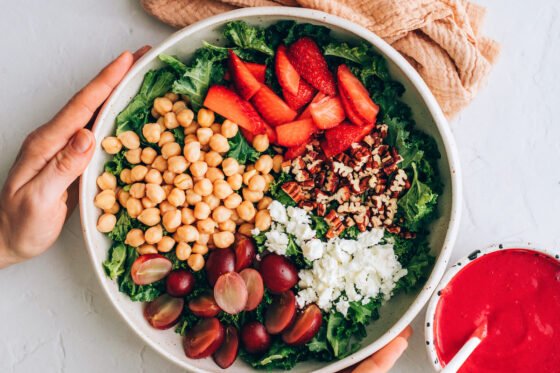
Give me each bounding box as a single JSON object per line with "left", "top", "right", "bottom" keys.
{"left": 259, "top": 254, "right": 298, "bottom": 293}
{"left": 240, "top": 321, "right": 271, "bottom": 354}
{"left": 214, "top": 272, "right": 248, "bottom": 315}
{"left": 166, "top": 269, "right": 195, "bottom": 297}
{"left": 183, "top": 318, "right": 225, "bottom": 359}
{"left": 188, "top": 293, "right": 221, "bottom": 318}
{"left": 206, "top": 248, "right": 235, "bottom": 286}
{"left": 239, "top": 268, "right": 264, "bottom": 311}
{"left": 282, "top": 304, "right": 322, "bottom": 345}
{"left": 265, "top": 290, "right": 296, "bottom": 334}
{"left": 130, "top": 254, "right": 172, "bottom": 285}
{"left": 144, "top": 294, "right": 184, "bottom": 330}
{"left": 212, "top": 326, "right": 239, "bottom": 369}
{"left": 233, "top": 234, "right": 256, "bottom": 271}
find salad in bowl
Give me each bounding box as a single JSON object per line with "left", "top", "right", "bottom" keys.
{"left": 87, "top": 14, "right": 451, "bottom": 372}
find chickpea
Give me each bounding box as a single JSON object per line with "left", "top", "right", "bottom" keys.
{"left": 252, "top": 134, "right": 269, "bottom": 152}
{"left": 129, "top": 183, "right": 146, "bottom": 199}
{"left": 142, "top": 197, "right": 157, "bottom": 209}
{"left": 118, "top": 131, "right": 141, "bottom": 150}
{"left": 184, "top": 124, "right": 199, "bottom": 138}
{"left": 157, "top": 117, "right": 166, "bottom": 132}
{"left": 189, "top": 161, "right": 208, "bottom": 179}
{"left": 174, "top": 174, "right": 193, "bottom": 190}
{"left": 206, "top": 167, "right": 225, "bottom": 183}
{"left": 197, "top": 218, "right": 216, "bottom": 234}
{"left": 137, "top": 244, "right": 158, "bottom": 255}
{"left": 198, "top": 151, "right": 207, "bottom": 163}
{"left": 138, "top": 207, "right": 161, "bottom": 226}
{"left": 230, "top": 209, "right": 243, "bottom": 225}
{"left": 163, "top": 92, "right": 177, "bottom": 102}
{"left": 263, "top": 174, "right": 274, "bottom": 192}
{"left": 162, "top": 184, "right": 173, "bottom": 197}
{"left": 209, "top": 134, "right": 230, "bottom": 153}
{"left": 245, "top": 165, "right": 255, "bottom": 172}
{"left": 176, "top": 225, "right": 199, "bottom": 243}
{"left": 185, "top": 189, "right": 202, "bottom": 205}
{"left": 212, "top": 206, "right": 232, "bottom": 223}
{"left": 255, "top": 210, "right": 272, "bottom": 231}
{"left": 163, "top": 112, "right": 179, "bottom": 129}
{"left": 119, "top": 169, "right": 132, "bottom": 184}
{"left": 124, "top": 148, "right": 141, "bottom": 164}
{"left": 117, "top": 189, "right": 130, "bottom": 207}
{"left": 238, "top": 223, "right": 255, "bottom": 237}
{"left": 176, "top": 242, "right": 192, "bottom": 261}
{"left": 255, "top": 154, "right": 273, "bottom": 174}
{"left": 272, "top": 154, "right": 284, "bottom": 173}
{"left": 140, "top": 147, "right": 158, "bottom": 165}
{"left": 196, "top": 128, "right": 213, "bottom": 145}
{"left": 183, "top": 141, "right": 201, "bottom": 163}
{"left": 195, "top": 233, "right": 209, "bottom": 245}
{"left": 227, "top": 174, "right": 243, "bottom": 191}
{"left": 221, "top": 120, "right": 238, "bottom": 139}
{"left": 162, "top": 209, "right": 181, "bottom": 232}
{"left": 125, "top": 228, "right": 145, "bottom": 247}
{"left": 224, "top": 193, "right": 242, "bottom": 209}
{"left": 101, "top": 136, "right": 122, "bottom": 154}
{"left": 179, "top": 207, "right": 194, "bottom": 225}
{"left": 96, "top": 213, "right": 116, "bottom": 233}
{"left": 202, "top": 195, "right": 219, "bottom": 211}
{"left": 248, "top": 174, "right": 266, "bottom": 192}
{"left": 190, "top": 243, "right": 207, "bottom": 255}
{"left": 154, "top": 97, "right": 173, "bottom": 115}
{"left": 197, "top": 108, "right": 215, "bottom": 128}
{"left": 237, "top": 201, "right": 256, "bottom": 221}
{"left": 145, "top": 169, "right": 163, "bottom": 185}
{"left": 242, "top": 188, "right": 264, "bottom": 203}
{"left": 177, "top": 109, "right": 195, "bottom": 127}
{"left": 158, "top": 131, "right": 175, "bottom": 147}
{"left": 193, "top": 202, "right": 211, "bottom": 220}
{"left": 97, "top": 172, "right": 117, "bottom": 191}
{"left": 218, "top": 219, "right": 236, "bottom": 233}
{"left": 193, "top": 178, "right": 213, "bottom": 197}
{"left": 161, "top": 142, "right": 181, "bottom": 160}
{"left": 213, "top": 231, "right": 235, "bottom": 249}
{"left": 94, "top": 190, "right": 116, "bottom": 210}
{"left": 220, "top": 158, "right": 238, "bottom": 177}
{"left": 212, "top": 179, "right": 232, "bottom": 200}
{"left": 168, "top": 155, "right": 188, "bottom": 174}
{"left": 104, "top": 202, "right": 120, "bottom": 215}
{"left": 151, "top": 156, "right": 168, "bottom": 173}
{"left": 160, "top": 171, "right": 174, "bottom": 186}
{"left": 172, "top": 100, "right": 187, "bottom": 114}
{"left": 131, "top": 165, "right": 148, "bottom": 182}
{"left": 242, "top": 169, "right": 257, "bottom": 186}
{"left": 258, "top": 196, "right": 273, "bottom": 210}
{"left": 168, "top": 188, "right": 186, "bottom": 207}
{"left": 145, "top": 225, "right": 163, "bottom": 245}
{"left": 157, "top": 236, "right": 175, "bottom": 253}
{"left": 145, "top": 183, "right": 165, "bottom": 204}
{"left": 205, "top": 151, "right": 222, "bottom": 167}
{"left": 188, "top": 253, "right": 205, "bottom": 271}
{"left": 159, "top": 200, "right": 175, "bottom": 215}
{"left": 151, "top": 107, "right": 160, "bottom": 119}
{"left": 142, "top": 123, "right": 161, "bottom": 143}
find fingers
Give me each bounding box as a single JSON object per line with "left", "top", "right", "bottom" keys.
{"left": 31, "top": 129, "right": 95, "bottom": 202}
{"left": 352, "top": 327, "right": 412, "bottom": 373}
{"left": 133, "top": 45, "right": 151, "bottom": 62}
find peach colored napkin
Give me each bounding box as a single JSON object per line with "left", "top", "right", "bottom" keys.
{"left": 141, "top": 0, "right": 499, "bottom": 118}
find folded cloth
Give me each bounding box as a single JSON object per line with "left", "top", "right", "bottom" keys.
{"left": 141, "top": 0, "right": 499, "bottom": 118}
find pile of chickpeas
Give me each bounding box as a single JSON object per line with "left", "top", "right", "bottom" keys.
{"left": 94, "top": 93, "right": 284, "bottom": 272}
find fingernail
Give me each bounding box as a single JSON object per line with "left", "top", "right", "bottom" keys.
{"left": 71, "top": 129, "right": 92, "bottom": 153}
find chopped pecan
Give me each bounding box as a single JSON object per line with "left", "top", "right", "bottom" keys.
{"left": 324, "top": 171, "right": 339, "bottom": 193}
{"left": 300, "top": 179, "right": 315, "bottom": 190}
{"left": 299, "top": 201, "right": 315, "bottom": 211}
{"left": 316, "top": 203, "right": 326, "bottom": 217}
{"left": 281, "top": 160, "right": 292, "bottom": 173}
{"left": 324, "top": 210, "right": 345, "bottom": 238}
{"left": 281, "top": 182, "right": 305, "bottom": 203}
{"left": 383, "top": 162, "right": 399, "bottom": 176}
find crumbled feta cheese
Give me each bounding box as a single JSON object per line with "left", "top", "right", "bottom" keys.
{"left": 302, "top": 239, "right": 324, "bottom": 261}
{"left": 264, "top": 230, "right": 289, "bottom": 255}
{"left": 269, "top": 200, "right": 288, "bottom": 224}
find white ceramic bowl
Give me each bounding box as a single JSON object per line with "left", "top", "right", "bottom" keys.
{"left": 79, "top": 7, "right": 462, "bottom": 372}
{"left": 424, "top": 242, "right": 559, "bottom": 371}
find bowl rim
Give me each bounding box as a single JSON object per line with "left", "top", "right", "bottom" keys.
{"left": 424, "top": 242, "right": 559, "bottom": 370}
{"left": 79, "top": 6, "right": 462, "bottom": 372}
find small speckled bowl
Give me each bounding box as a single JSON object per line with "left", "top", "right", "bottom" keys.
{"left": 425, "top": 242, "right": 560, "bottom": 370}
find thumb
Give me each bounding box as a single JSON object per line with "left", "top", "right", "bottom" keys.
{"left": 32, "top": 129, "right": 95, "bottom": 200}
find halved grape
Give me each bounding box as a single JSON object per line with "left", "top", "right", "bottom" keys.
{"left": 259, "top": 254, "right": 298, "bottom": 293}
{"left": 206, "top": 248, "right": 235, "bottom": 286}
{"left": 240, "top": 268, "right": 264, "bottom": 311}
{"left": 233, "top": 234, "right": 256, "bottom": 272}
{"left": 282, "top": 304, "right": 322, "bottom": 345}
{"left": 265, "top": 290, "right": 296, "bottom": 334}
{"left": 240, "top": 321, "right": 271, "bottom": 354}
{"left": 166, "top": 269, "right": 195, "bottom": 297}
{"left": 144, "top": 294, "right": 184, "bottom": 330}
{"left": 214, "top": 272, "right": 248, "bottom": 315}
{"left": 189, "top": 293, "right": 221, "bottom": 318}
{"left": 131, "top": 254, "right": 172, "bottom": 285}
{"left": 184, "top": 318, "right": 225, "bottom": 359}
{"left": 212, "top": 326, "right": 239, "bottom": 369}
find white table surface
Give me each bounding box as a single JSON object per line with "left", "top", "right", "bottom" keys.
{"left": 1, "top": 0, "right": 559, "bottom": 371}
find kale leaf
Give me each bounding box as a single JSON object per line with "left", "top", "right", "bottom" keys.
{"left": 226, "top": 131, "right": 261, "bottom": 164}
{"left": 102, "top": 243, "right": 128, "bottom": 280}
{"left": 159, "top": 54, "right": 187, "bottom": 75}
{"left": 107, "top": 211, "right": 134, "bottom": 242}
{"left": 224, "top": 21, "right": 274, "bottom": 57}
{"left": 240, "top": 339, "right": 308, "bottom": 370}
{"left": 117, "top": 245, "right": 163, "bottom": 302}
{"left": 398, "top": 163, "right": 438, "bottom": 232}
{"left": 265, "top": 21, "right": 331, "bottom": 48}
{"left": 104, "top": 151, "right": 130, "bottom": 178}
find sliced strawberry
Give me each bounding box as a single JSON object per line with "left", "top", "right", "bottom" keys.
{"left": 285, "top": 142, "right": 308, "bottom": 160}
{"left": 309, "top": 96, "right": 345, "bottom": 129}
{"left": 298, "top": 92, "right": 329, "bottom": 119}
{"left": 228, "top": 50, "right": 262, "bottom": 100}
{"left": 283, "top": 79, "right": 316, "bottom": 111}
{"left": 245, "top": 62, "right": 266, "bottom": 83}
{"left": 276, "top": 45, "right": 300, "bottom": 96}
{"left": 204, "top": 85, "right": 266, "bottom": 134}
{"left": 276, "top": 119, "right": 316, "bottom": 147}
{"left": 251, "top": 86, "right": 297, "bottom": 126}
{"left": 321, "top": 122, "right": 374, "bottom": 157}
{"left": 240, "top": 127, "right": 255, "bottom": 143}
{"left": 288, "top": 37, "right": 336, "bottom": 96}
{"left": 339, "top": 85, "right": 369, "bottom": 126}
{"left": 241, "top": 122, "right": 277, "bottom": 144}
{"left": 337, "top": 64, "right": 379, "bottom": 125}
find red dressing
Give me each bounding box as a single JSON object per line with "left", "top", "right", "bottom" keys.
{"left": 434, "top": 249, "right": 560, "bottom": 372}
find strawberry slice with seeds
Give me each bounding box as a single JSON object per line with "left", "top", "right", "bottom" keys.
{"left": 251, "top": 85, "right": 297, "bottom": 126}
{"left": 339, "top": 86, "right": 369, "bottom": 126}
{"left": 283, "top": 79, "right": 316, "bottom": 111}
{"left": 245, "top": 62, "right": 266, "bottom": 83}
{"left": 285, "top": 142, "right": 308, "bottom": 160}
{"left": 337, "top": 64, "right": 379, "bottom": 125}
{"left": 321, "top": 122, "right": 374, "bottom": 157}
{"left": 276, "top": 45, "right": 300, "bottom": 96}
{"left": 276, "top": 119, "right": 317, "bottom": 147}
{"left": 228, "top": 50, "right": 262, "bottom": 100}
{"left": 204, "top": 85, "right": 266, "bottom": 134}
{"left": 288, "top": 37, "right": 336, "bottom": 96}
{"left": 298, "top": 92, "right": 329, "bottom": 119}
{"left": 241, "top": 121, "right": 277, "bottom": 144}
{"left": 309, "top": 96, "right": 345, "bottom": 129}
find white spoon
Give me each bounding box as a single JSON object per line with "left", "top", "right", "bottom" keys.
{"left": 440, "top": 321, "right": 488, "bottom": 373}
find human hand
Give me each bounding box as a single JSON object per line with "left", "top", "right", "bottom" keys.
{"left": 0, "top": 47, "right": 150, "bottom": 268}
